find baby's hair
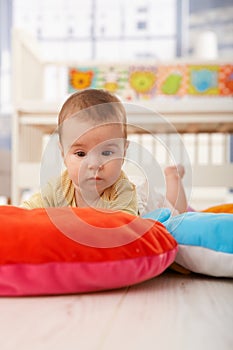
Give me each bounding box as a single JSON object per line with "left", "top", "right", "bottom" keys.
{"left": 58, "top": 89, "right": 127, "bottom": 140}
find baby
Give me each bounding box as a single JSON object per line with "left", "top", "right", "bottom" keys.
{"left": 21, "top": 88, "right": 187, "bottom": 216}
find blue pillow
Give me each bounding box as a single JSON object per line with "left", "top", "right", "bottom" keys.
{"left": 143, "top": 208, "right": 171, "bottom": 223}
{"left": 163, "top": 212, "right": 233, "bottom": 277}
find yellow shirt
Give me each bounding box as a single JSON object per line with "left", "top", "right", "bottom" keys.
{"left": 21, "top": 170, "right": 138, "bottom": 216}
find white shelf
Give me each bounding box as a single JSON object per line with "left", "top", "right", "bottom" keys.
{"left": 16, "top": 98, "right": 233, "bottom": 134}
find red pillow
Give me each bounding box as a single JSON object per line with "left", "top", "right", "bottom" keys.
{"left": 0, "top": 206, "right": 177, "bottom": 296}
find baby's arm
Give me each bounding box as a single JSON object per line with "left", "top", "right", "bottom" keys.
{"left": 20, "top": 181, "right": 55, "bottom": 209}
{"left": 103, "top": 174, "right": 139, "bottom": 216}
{"left": 20, "top": 191, "right": 44, "bottom": 209}
{"left": 164, "top": 164, "right": 187, "bottom": 213}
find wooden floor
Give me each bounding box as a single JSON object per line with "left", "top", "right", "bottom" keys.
{"left": 0, "top": 271, "right": 232, "bottom": 350}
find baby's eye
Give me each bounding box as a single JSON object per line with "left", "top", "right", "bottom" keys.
{"left": 102, "top": 150, "right": 114, "bottom": 156}
{"left": 75, "top": 151, "right": 86, "bottom": 157}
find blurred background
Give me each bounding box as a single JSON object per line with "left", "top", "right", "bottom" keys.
{"left": 0, "top": 0, "right": 233, "bottom": 208}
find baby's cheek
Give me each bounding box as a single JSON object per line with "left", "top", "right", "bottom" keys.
{"left": 66, "top": 159, "right": 82, "bottom": 177}
{"left": 108, "top": 160, "right": 122, "bottom": 177}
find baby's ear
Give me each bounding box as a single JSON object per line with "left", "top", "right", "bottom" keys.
{"left": 124, "top": 140, "right": 130, "bottom": 151}
{"left": 123, "top": 140, "right": 129, "bottom": 157}
{"left": 58, "top": 141, "right": 64, "bottom": 158}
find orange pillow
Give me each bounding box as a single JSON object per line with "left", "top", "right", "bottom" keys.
{"left": 202, "top": 203, "right": 233, "bottom": 214}
{"left": 0, "top": 206, "right": 178, "bottom": 296}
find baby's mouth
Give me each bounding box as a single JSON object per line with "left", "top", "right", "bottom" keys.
{"left": 88, "top": 176, "right": 103, "bottom": 181}
{"left": 95, "top": 177, "right": 102, "bottom": 181}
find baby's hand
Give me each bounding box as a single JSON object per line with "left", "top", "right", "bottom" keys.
{"left": 164, "top": 164, "right": 185, "bottom": 179}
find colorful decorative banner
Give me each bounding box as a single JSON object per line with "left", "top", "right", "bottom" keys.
{"left": 68, "top": 67, "right": 97, "bottom": 93}
{"left": 95, "top": 65, "right": 129, "bottom": 95}
{"left": 128, "top": 65, "right": 157, "bottom": 99}
{"left": 157, "top": 65, "right": 187, "bottom": 96}
{"left": 188, "top": 65, "right": 219, "bottom": 95}
{"left": 68, "top": 64, "right": 233, "bottom": 98}
{"left": 219, "top": 65, "right": 233, "bottom": 96}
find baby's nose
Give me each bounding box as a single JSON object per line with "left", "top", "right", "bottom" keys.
{"left": 87, "top": 154, "right": 103, "bottom": 170}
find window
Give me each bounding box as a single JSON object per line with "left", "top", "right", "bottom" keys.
{"left": 12, "top": 0, "right": 182, "bottom": 61}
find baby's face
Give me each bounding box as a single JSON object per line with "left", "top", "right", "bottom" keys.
{"left": 60, "top": 120, "right": 127, "bottom": 202}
